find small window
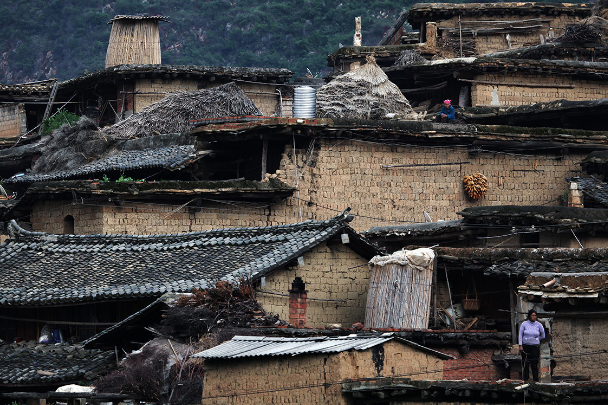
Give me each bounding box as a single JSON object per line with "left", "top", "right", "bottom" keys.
{"left": 63, "top": 215, "right": 75, "bottom": 235}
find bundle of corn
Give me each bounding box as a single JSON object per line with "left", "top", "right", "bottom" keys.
{"left": 103, "top": 82, "right": 262, "bottom": 139}
{"left": 463, "top": 172, "right": 489, "bottom": 200}
{"left": 316, "top": 56, "right": 412, "bottom": 120}
{"left": 393, "top": 49, "right": 427, "bottom": 66}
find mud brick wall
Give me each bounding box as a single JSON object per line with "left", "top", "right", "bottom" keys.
{"left": 257, "top": 242, "right": 369, "bottom": 328}
{"left": 438, "top": 13, "right": 582, "bottom": 55}
{"left": 202, "top": 341, "right": 444, "bottom": 405}
{"left": 442, "top": 347, "right": 509, "bottom": 381}
{"left": 30, "top": 139, "right": 585, "bottom": 235}
{"left": 552, "top": 317, "right": 608, "bottom": 379}
{"left": 471, "top": 73, "right": 608, "bottom": 106}
{"left": 0, "top": 103, "right": 26, "bottom": 138}
{"left": 134, "top": 78, "right": 199, "bottom": 112}
{"left": 30, "top": 200, "right": 104, "bottom": 235}
{"left": 237, "top": 82, "right": 282, "bottom": 116}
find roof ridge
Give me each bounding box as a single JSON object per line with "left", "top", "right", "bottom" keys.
{"left": 7, "top": 210, "right": 353, "bottom": 245}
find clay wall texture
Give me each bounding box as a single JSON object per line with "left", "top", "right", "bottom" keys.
{"left": 471, "top": 73, "right": 608, "bottom": 107}
{"left": 257, "top": 242, "right": 369, "bottom": 328}
{"left": 30, "top": 139, "right": 585, "bottom": 234}
{"left": 0, "top": 103, "right": 26, "bottom": 138}
{"left": 134, "top": 78, "right": 199, "bottom": 112}
{"left": 201, "top": 340, "right": 443, "bottom": 405}
{"left": 438, "top": 13, "right": 582, "bottom": 55}
{"left": 552, "top": 317, "right": 608, "bottom": 379}
{"left": 133, "top": 79, "right": 283, "bottom": 117}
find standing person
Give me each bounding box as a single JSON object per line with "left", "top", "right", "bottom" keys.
{"left": 435, "top": 99, "right": 455, "bottom": 123}
{"left": 519, "top": 309, "right": 545, "bottom": 382}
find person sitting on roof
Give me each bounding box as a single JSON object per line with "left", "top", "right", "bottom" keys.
{"left": 435, "top": 99, "right": 455, "bottom": 123}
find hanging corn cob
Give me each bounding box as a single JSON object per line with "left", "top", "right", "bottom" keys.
{"left": 463, "top": 172, "right": 488, "bottom": 200}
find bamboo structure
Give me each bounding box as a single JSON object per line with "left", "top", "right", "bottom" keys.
{"left": 365, "top": 248, "right": 435, "bottom": 330}
{"left": 105, "top": 15, "right": 169, "bottom": 68}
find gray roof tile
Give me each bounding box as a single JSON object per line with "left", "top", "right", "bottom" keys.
{"left": 7, "top": 146, "right": 209, "bottom": 183}
{"left": 0, "top": 212, "right": 378, "bottom": 305}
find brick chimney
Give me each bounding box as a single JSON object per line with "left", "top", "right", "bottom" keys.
{"left": 289, "top": 277, "right": 307, "bottom": 328}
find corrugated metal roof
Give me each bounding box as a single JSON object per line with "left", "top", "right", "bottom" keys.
{"left": 193, "top": 334, "right": 455, "bottom": 360}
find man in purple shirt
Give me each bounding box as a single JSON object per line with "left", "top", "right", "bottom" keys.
{"left": 518, "top": 309, "right": 546, "bottom": 382}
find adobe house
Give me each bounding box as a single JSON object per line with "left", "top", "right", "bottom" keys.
{"left": 3, "top": 119, "right": 606, "bottom": 237}
{"left": 0, "top": 211, "right": 379, "bottom": 343}
{"left": 519, "top": 267, "right": 608, "bottom": 381}
{"left": 328, "top": 2, "right": 591, "bottom": 73}
{"left": 195, "top": 334, "right": 454, "bottom": 405}
{"left": 0, "top": 81, "right": 54, "bottom": 139}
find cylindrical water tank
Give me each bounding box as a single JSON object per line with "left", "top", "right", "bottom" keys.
{"left": 293, "top": 86, "right": 316, "bottom": 118}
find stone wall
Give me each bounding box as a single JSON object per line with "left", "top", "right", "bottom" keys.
{"left": 0, "top": 103, "right": 26, "bottom": 138}
{"left": 471, "top": 73, "right": 608, "bottom": 107}
{"left": 30, "top": 139, "right": 585, "bottom": 234}
{"left": 201, "top": 340, "right": 444, "bottom": 405}
{"left": 257, "top": 242, "right": 369, "bottom": 328}
{"left": 552, "top": 317, "right": 608, "bottom": 379}
{"left": 438, "top": 13, "right": 582, "bottom": 55}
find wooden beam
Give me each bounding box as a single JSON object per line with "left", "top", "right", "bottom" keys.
{"left": 0, "top": 314, "right": 116, "bottom": 326}
{"left": 510, "top": 280, "right": 517, "bottom": 345}
{"left": 458, "top": 78, "right": 576, "bottom": 89}
{"left": 38, "top": 80, "right": 59, "bottom": 135}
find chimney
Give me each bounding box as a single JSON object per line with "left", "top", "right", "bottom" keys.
{"left": 105, "top": 15, "right": 168, "bottom": 68}
{"left": 289, "top": 277, "right": 307, "bottom": 328}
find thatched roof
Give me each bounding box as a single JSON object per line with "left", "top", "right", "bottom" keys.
{"left": 316, "top": 56, "right": 412, "bottom": 120}
{"left": 102, "top": 82, "right": 262, "bottom": 139}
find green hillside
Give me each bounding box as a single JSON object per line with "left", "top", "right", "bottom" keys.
{"left": 0, "top": 0, "right": 413, "bottom": 83}
{"left": 1, "top": 0, "right": 585, "bottom": 83}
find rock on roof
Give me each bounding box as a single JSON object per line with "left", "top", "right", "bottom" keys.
{"left": 0, "top": 211, "right": 378, "bottom": 306}
{"left": 0, "top": 341, "right": 114, "bottom": 387}
{"left": 193, "top": 334, "right": 454, "bottom": 360}
{"left": 6, "top": 145, "right": 209, "bottom": 184}
{"left": 365, "top": 220, "right": 464, "bottom": 239}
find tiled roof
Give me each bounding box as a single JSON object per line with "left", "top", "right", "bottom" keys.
{"left": 193, "top": 334, "right": 455, "bottom": 360}
{"left": 568, "top": 177, "right": 608, "bottom": 208}
{"left": 0, "top": 341, "right": 114, "bottom": 387}
{"left": 6, "top": 146, "right": 209, "bottom": 184}
{"left": 436, "top": 247, "right": 608, "bottom": 278}
{"left": 365, "top": 220, "right": 464, "bottom": 238}
{"left": 0, "top": 82, "right": 53, "bottom": 95}
{"left": 110, "top": 15, "right": 170, "bottom": 22}
{"left": 0, "top": 211, "right": 378, "bottom": 305}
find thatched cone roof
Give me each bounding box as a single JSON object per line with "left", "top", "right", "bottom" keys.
{"left": 316, "top": 56, "right": 412, "bottom": 120}
{"left": 103, "top": 82, "right": 262, "bottom": 139}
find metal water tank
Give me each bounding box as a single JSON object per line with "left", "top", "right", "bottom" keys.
{"left": 293, "top": 86, "right": 316, "bottom": 118}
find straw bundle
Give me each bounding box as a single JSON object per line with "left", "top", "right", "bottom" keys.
{"left": 33, "top": 117, "right": 115, "bottom": 173}
{"left": 102, "top": 83, "right": 262, "bottom": 139}
{"left": 365, "top": 249, "right": 434, "bottom": 330}
{"left": 106, "top": 18, "right": 162, "bottom": 68}
{"left": 316, "top": 56, "right": 412, "bottom": 120}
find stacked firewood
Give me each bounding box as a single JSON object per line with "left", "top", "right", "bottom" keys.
{"left": 439, "top": 37, "right": 477, "bottom": 57}
{"left": 161, "top": 279, "right": 288, "bottom": 336}
{"left": 463, "top": 172, "right": 489, "bottom": 200}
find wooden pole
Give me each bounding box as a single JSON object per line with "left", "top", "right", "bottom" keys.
{"left": 261, "top": 138, "right": 268, "bottom": 180}
{"left": 459, "top": 15, "right": 463, "bottom": 58}
{"left": 433, "top": 257, "right": 438, "bottom": 327}
{"left": 510, "top": 279, "right": 517, "bottom": 345}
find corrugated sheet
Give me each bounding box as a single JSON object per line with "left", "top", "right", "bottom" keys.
{"left": 194, "top": 334, "right": 396, "bottom": 359}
